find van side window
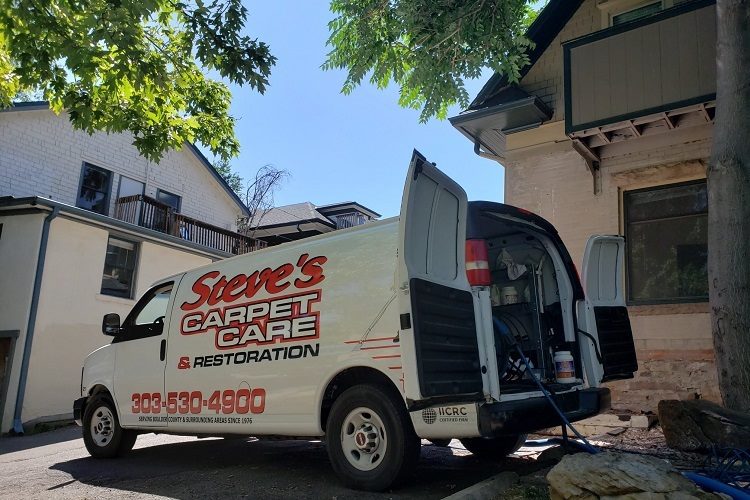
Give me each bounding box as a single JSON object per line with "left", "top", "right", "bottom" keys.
{"left": 135, "top": 287, "right": 172, "bottom": 325}
{"left": 116, "top": 284, "right": 173, "bottom": 342}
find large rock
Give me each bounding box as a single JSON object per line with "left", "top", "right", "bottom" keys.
{"left": 547, "top": 451, "right": 724, "bottom": 499}
{"left": 658, "top": 399, "right": 750, "bottom": 452}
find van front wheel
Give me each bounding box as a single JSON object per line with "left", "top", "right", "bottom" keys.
{"left": 326, "top": 384, "right": 420, "bottom": 491}
{"left": 460, "top": 434, "right": 527, "bottom": 459}
{"left": 82, "top": 394, "right": 137, "bottom": 458}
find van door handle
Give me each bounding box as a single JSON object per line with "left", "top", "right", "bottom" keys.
{"left": 160, "top": 339, "right": 166, "bottom": 361}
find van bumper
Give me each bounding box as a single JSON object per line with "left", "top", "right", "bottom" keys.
{"left": 477, "top": 387, "right": 610, "bottom": 436}
{"left": 73, "top": 397, "right": 87, "bottom": 426}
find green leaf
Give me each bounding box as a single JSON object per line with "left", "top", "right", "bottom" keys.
{"left": 0, "top": 0, "right": 277, "bottom": 161}
{"left": 324, "top": 0, "right": 539, "bottom": 121}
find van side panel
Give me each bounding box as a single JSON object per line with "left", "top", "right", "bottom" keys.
{"left": 162, "top": 221, "right": 403, "bottom": 436}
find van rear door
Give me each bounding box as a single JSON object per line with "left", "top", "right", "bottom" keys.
{"left": 397, "top": 150, "right": 483, "bottom": 407}
{"left": 578, "top": 235, "right": 638, "bottom": 386}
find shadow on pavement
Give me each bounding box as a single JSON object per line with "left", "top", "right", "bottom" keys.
{"left": 50, "top": 437, "right": 535, "bottom": 499}
{"left": 0, "top": 424, "right": 81, "bottom": 455}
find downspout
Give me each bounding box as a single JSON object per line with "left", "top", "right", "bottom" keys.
{"left": 12, "top": 206, "right": 60, "bottom": 434}
{"left": 474, "top": 140, "right": 504, "bottom": 162}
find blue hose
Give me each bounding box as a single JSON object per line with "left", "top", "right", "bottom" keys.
{"left": 493, "top": 317, "right": 599, "bottom": 455}
{"left": 494, "top": 318, "right": 749, "bottom": 497}
{"left": 684, "top": 472, "right": 750, "bottom": 500}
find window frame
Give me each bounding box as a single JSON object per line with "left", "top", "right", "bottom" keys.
{"left": 76, "top": 162, "right": 113, "bottom": 216}
{"left": 114, "top": 282, "right": 174, "bottom": 343}
{"left": 156, "top": 188, "right": 182, "bottom": 213}
{"left": 624, "top": 179, "right": 708, "bottom": 306}
{"left": 599, "top": 0, "right": 677, "bottom": 28}
{"left": 100, "top": 235, "right": 140, "bottom": 299}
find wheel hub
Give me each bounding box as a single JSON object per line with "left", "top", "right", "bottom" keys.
{"left": 354, "top": 423, "right": 379, "bottom": 453}
{"left": 341, "top": 407, "right": 388, "bottom": 471}
{"left": 90, "top": 406, "right": 115, "bottom": 447}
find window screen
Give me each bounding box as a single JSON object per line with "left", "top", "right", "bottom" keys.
{"left": 625, "top": 181, "right": 708, "bottom": 304}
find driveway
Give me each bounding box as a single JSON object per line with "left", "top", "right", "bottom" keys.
{"left": 0, "top": 426, "right": 540, "bottom": 499}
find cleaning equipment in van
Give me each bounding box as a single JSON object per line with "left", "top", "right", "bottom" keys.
{"left": 493, "top": 317, "right": 599, "bottom": 455}
{"left": 553, "top": 351, "right": 576, "bottom": 383}
{"left": 497, "top": 249, "right": 527, "bottom": 280}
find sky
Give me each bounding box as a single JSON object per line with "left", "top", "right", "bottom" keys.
{"left": 222, "top": 1, "right": 504, "bottom": 218}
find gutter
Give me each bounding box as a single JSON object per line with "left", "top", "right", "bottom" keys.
{"left": 0, "top": 196, "right": 232, "bottom": 260}
{"left": 12, "top": 206, "right": 59, "bottom": 434}
{"left": 474, "top": 141, "right": 504, "bottom": 162}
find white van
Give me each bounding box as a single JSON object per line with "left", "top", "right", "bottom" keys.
{"left": 74, "top": 151, "right": 637, "bottom": 491}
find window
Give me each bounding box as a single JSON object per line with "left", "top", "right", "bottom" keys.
{"left": 625, "top": 180, "right": 708, "bottom": 304}
{"left": 115, "top": 284, "right": 173, "bottom": 342}
{"left": 156, "top": 189, "right": 181, "bottom": 212}
{"left": 333, "top": 212, "right": 368, "bottom": 229}
{"left": 135, "top": 287, "right": 171, "bottom": 326}
{"left": 612, "top": 2, "right": 662, "bottom": 25}
{"left": 101, "top": 237, "right": 138, "bottom": 298}
{"left": 118, "top": 176, "right": 145, "bottom": 199}
{"left": 77, "top": 163, "right": 112, "bottom": 215}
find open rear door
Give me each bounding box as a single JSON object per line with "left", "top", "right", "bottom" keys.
{"left": 397, "top": 150, "right": 483, "bottom": 407}
{"left": 578, "top": 235, "right": 638, "bottom": 386}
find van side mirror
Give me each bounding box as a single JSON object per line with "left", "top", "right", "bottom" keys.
{"left": 102, "top": 313, "right": 121, "bottom": 336}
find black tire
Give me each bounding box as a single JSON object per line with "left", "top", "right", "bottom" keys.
{"left": 325, "top": 384, "right": 421, "bottom": 491}
{"left": 82, "top": 393, "right": 137, "bottom": 458}
{"left": 460, "top": 434, "right": 527, "bottom": 459}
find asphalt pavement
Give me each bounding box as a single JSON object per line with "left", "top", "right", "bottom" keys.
{"left": 0, "top": 425, "right": 536, "bottom": 499}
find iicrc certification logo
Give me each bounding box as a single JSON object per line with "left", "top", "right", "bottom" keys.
{"left": 421, "top": 408, "right": 437, "bottom": 424}
{"left": 421, "top": 406, "right": 469, "bottom": 424}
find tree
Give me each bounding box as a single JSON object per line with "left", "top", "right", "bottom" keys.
{"left": 214, "top": 158, "right": 244, "bottom": 196}
{"left": 327, "top": 0, "right": 750, "bottom": 411}
{"left": 707, "top": 0, "right": 750, "bottom": 412}
{"left": 212, "top": 159, "right": 289, "bottom": 233}
{"left": 324, "top": 0, "right": 537, "bottom": 122}
{"left": 0, "top": 0, "right": 275, "bottom": 162}
{"left": 238, "top": 165, "right": 289, "bottom": 237}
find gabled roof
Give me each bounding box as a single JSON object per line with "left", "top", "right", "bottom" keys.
{"left": 249, "top": 202, "right": 335, "bottom": 230}
{"left": 1, "top": 101, "right": 250, "bottom": 216}
{"left": 467, "top": 0, "right": 585, "bottom": 112}
{"left": 248, "top": 200, "right": 380, "bottom": 232}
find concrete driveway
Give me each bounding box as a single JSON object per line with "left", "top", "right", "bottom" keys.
{"left": 0, "top": 426, "right": 537, "bottom": 499}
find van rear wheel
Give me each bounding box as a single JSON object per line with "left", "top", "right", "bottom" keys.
{"left": 325, "top": 384, "right": 420, "bottom": 491}
{"left": 82, "top": 393, "right": 137, "bottom": 458}
{"left": 460, "top": 434, "right": 526, "bottom": 459}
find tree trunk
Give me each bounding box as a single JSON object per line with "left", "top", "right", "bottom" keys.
{"left": 707, "top": 0, "right": 750, "bottom": 412}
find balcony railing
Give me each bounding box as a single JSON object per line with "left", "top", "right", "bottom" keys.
{"left": 563, "top": 0, "right": 716, "bottom": 134}
{"left": 114, "top": 194, "right": 267, "bottom": 255}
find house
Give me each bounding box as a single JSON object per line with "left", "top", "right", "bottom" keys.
{"left": 248, "top": 201, "right": 380, "bottom": 246}
{"left": 451, "top": 0, "right": 716, "bottom": 411}
{"left": 0, "top": 102, "right": 265, "bottom": 433}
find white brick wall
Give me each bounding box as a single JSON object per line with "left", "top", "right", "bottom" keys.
{"left": 0, "top": 108, "right": 243, "bottom": 230}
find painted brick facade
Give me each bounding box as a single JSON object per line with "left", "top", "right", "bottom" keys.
{"left": 0, "top": 107, "right": 242, "bottom": 230}
{"left": 498, "top": 0, "right": 718, "bottom": 412}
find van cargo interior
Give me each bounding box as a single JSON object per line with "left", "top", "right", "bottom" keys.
{"left": 478, "top": 212, "right": 581, "bottom": 394}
